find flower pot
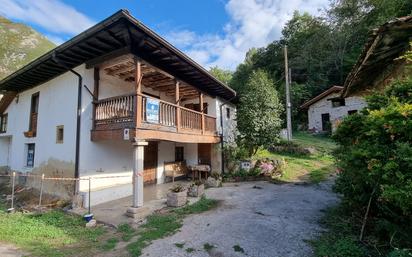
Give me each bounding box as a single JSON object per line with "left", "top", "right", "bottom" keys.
{"left": 83, "top": 213, "right": 94, "bottom": 222}
{"left": 188, "top": 184, "right": 205, "bottom": 197}
{"left": 167, "top": 190, "right": 187, "bottom": 207}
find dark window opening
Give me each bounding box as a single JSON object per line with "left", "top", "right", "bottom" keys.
{"left": 331, "top": 98, "right": 345, "bottom": 108}
{"left": 29, "top": 92, "right": 39, "bottom": 135}
{"left": 0, "top": 114, "right": 7, "bottom": 133}
{"left": 56, "top": 125, "right": 64, "bottom": 144}
{"left": 321, "top": 113, "right": 331, "bottom": 132}
{"left": 226, "top": 107, "right": 230, "bottom": 119}
{"left": 348, "top": 110, "right": 358, "bottom": 115}
{"left": 26, "top": 143, "right": 35, "bottom": 167}
{"left": 184, "top": 103, "right": 208, "bottom": 114}
{"left": 175, "top": 147, "right": 184, "bottom": 162}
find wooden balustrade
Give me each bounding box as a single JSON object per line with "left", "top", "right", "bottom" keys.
{"left": 204, "top": 115, "right": 217, "bottom": 133}
{"left": 94, "top": 93, "right": 217, "bottom": 135}
{"left": 95, "top": 94, "right": 135, "bottom": 128}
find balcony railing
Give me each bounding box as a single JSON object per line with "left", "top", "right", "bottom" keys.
{"left": 94, "top": 93, "right": 217, "bottom": 136}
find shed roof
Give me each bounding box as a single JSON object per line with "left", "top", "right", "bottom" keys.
{"left": 0, "top": 9, "right": 236, "bottom": 101}
{"left": 300, "top": 86, "right": 343, "bottom": 109}
{"left": 342, "top": 16, "right": 412, "bottom": 97}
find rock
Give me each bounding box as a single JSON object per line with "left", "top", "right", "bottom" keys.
{"left": 206, "top": 177, "right": 222, "bottom": 188}
{"left": 304, "top": 147, "right": 317, "bottom": 154}
{"left": 85, "top": 219, "right": 97, "bottom": 228}
{"left": 187, "top": 184, "right": 205, "bottom": 197}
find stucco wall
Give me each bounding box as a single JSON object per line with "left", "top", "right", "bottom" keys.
{"left": 0, "top": 137, "right": 11, "bottom": 168}
{"left": 307, "top": 92, "right": 366, "bottom": 131}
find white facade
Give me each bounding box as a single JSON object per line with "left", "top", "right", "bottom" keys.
{"left": 0, "top": 64, "right": 237, "bottom": 206}
{"left": 307, "top": 92, "right": 366, "bottom": 131}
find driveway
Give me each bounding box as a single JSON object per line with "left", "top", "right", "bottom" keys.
{"left": 143, "top": 181, "right": 338, "bottom": 257}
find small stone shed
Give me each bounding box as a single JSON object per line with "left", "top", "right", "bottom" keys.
{"left": 300, "top": 86, "right": 366, "bottom": 132}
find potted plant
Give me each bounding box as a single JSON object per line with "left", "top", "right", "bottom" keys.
{"left": 187, "top": 180, "right": 205, "bottom": 197}
{"left": 167, "top": 184, "right": 187, "bottom": 207}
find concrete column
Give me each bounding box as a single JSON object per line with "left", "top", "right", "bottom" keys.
{"left": 132, "top": 141, "right": 148, "bottom": 208}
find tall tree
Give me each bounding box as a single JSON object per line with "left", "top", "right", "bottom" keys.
{"left": 236, "top": 70, "right": 283, "bottom": 156}
{"left": 209, "top": 66, "right": 233, "bottom": 86}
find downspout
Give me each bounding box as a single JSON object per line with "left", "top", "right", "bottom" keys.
{"left": 219, "top": 96, "right": 236, "bottom": 174}
{"left": 52, "top": 53, "right": 82, "bottom": 194}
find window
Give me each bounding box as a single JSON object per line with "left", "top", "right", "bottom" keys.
{"left": 26, "top": 144, "right": 35, "bottom": 167}
{"left": 331, "top": 98, "right": 345, "bottom": 108}
{"left": 348, "top": 110, "right": 358, "bottom": 115}
{"left": 56, "top": 125, "right": 64, "bottom": 144}
{"left": 175, "top": 147, "right": 184, "bottom": 162}
{"left": 29, "top": 92, "right": 39, "bottom": 135}
{"left": 0, "top": 114, "right": 7, "bottom": 133}
{"left": 226, "top": 107, "right": 231, "bottom": 119}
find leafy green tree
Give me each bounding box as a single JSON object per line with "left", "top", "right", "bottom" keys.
{"left": 236, "top": 70, "right": 283, "bottom": 156}
{"left": 209, "top": 66, "right": 233, "bottom": 86}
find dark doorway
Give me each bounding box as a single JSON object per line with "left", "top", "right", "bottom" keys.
{"left": 321, "top": 113, "right": 331, "bottom": 132}
{"left": 144, "top": 141, "right": 158, "bottom": 185}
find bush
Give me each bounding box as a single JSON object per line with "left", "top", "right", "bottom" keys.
{"left": 333, "top": 77, "right": 412, "bottom": 250}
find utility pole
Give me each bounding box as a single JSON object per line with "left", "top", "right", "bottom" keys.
{"left": 284, "top": 45, "right": 292, "bottom": 141}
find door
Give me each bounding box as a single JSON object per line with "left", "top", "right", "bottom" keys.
{"left": 198, "top": 143, "right": 211, "bottom": 165}
{"left": 321, "top": 113, "right": 331, "bottom": 132}
{"left": 144, "top": 141, "right": 158, "bottom": 185}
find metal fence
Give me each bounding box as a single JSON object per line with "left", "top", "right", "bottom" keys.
{"left": 0, "top": 172, "right": 133, "bottom": 214}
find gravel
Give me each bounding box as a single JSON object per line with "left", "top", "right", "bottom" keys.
{"left": 143, "top": 180, "right": 339, "bottom": 257}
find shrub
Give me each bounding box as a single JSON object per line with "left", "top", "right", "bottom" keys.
{"left": 333, "top": 77, "right": 412, "bottom": 249}
{"left": 169, "top": 184, "right": 186, "bottom": 193}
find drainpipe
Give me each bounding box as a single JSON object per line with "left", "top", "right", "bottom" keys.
{"left": 52, "top": 53, "right": 82, "bottom": 194}
{"left": 219, "top": 96, "right": 236, "bottom": 174}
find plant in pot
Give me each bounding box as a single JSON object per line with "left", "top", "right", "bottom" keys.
{"left": 167, "top": 184, "right": 187, "bottom": 207}
{"left": 187, "top": 180, "right": 205, "bottom": 197}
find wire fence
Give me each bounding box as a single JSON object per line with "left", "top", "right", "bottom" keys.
{"left": 0, "top": 172, "right": 134, "bottom": 215}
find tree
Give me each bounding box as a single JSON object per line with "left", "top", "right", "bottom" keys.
{"left": 209, "top": 66, "right": 233, "bottom": 86}
{"left": 236, "top": 70, "right": 283, "bottom": 156}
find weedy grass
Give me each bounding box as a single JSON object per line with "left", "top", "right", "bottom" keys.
{"left": 127, "top": 197, "right": 218, "bottom": 257}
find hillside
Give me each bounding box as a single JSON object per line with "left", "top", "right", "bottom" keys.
{"left": 0, "top": 16, "right": 55, "bottom": 80}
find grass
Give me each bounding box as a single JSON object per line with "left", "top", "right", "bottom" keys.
{"left": 101, "top": 238, "right": 119, "bottom": 251}
{"left": 0, "top": 209, "right": 107, "bottom": 257}
{"left": 185, "top": 247, "right": 195, "bottom": 253}
{"left": 203, "top": 243, "right": 215, "bottom": 251}
{"left": 255, "top": 132, "right": 336, "bottom": 183}
{"left": 174, "top": 243, "right": 185, "bottom": 248}
{"left": 127, "top": 196, "right": 218, "bottom": 257}
{"left": 118, "top": 223, "right": 135, "bottom": 241}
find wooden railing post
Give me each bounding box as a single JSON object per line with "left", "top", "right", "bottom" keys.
{"left": 199, "top": 92, "right": 205, "bottom": 134}
{"left": 135, "top": 58, "right": 142, "bottom": 128}
{"left": 175, "top": 80, "right": 180, "bottom": 132}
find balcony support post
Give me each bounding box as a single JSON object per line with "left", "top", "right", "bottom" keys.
{"left": 92, "top": 67, "right": 99, "bottom": 130}
{"left": 175, "top": 80, "right": 180, "bottom": 132}
{"left": 135, "top": 58, "right": 142, "bottom": 128}
{"left": 199, "top": 92, "right": 205, "bottom": 134}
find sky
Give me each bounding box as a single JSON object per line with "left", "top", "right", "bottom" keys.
{"left": 0, "top": 0, "right": 330, "bottom": 70}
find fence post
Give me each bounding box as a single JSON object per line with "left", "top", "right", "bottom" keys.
{"left": 10, "top": 172, "right": 16, "bottom": 211}
{"left": 38, "top": 173, "right": 44, "bottom": 207}
{"left": 88, "top": 177, "right": 91, "bottom": 214}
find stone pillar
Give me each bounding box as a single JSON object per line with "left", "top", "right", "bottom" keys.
{"left": 127, "top": 140, "right": 148, "bottom": 218}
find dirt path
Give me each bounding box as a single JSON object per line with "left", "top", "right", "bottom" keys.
{"left": 0, "top": 243, "right": 26, "bottom": 257}
{"left": 142, "top": 180, "right": 338, "bottom": 257}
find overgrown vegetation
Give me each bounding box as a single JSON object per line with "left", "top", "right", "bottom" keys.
{"left": 127, "top": 196, "right": 218, "bottom": 257}
{"left": 0, "top": 209, "right": 107, "bottom": 257}
{"left": 312, "top": 76, "right": 412, "bottom": 256}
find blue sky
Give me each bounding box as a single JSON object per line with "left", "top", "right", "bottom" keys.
{"left": 0, "top": 0, "right": 329, "bottom": 70}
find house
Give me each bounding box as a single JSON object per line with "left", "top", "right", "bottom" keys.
{"left": 300, "top": 86, "right": 366, "bottom": 132}
{"left": 0, "top": 10, "right": 237, "bottom": 208}
{"left": 342, "top": 16, "right": 412, "bottom": 97}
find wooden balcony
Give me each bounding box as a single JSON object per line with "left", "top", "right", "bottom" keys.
{"left": 91, "top": 93, "right": 219, "bottom": 143}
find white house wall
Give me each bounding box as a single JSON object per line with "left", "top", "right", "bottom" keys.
{"left": 308, "top": 92, "right": 366, "bottom": 131}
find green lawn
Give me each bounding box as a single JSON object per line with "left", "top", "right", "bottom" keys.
{"left": 255, "top": 132, "right": 336, "bottom": 183}
{"left": 0, "top": 208, "right": 109, "bottom": 257}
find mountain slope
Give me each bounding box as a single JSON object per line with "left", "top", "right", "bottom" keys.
{"left": 0, "top": 16, "right": 55, "bottom": 80}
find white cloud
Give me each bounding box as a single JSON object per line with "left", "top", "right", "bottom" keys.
{"left": 44, "top": 34, "right": 65, "bottom": 45}
{"left": 165, "top": 0, "right": 329, "bottom": 70}
{"left": 0, "top": 0, "right": 95, "bottom": 35}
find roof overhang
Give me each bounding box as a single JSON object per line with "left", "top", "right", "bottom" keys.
{"left": 342, "top": 16, "right": 412, "bottom": 98}
{"left": 0, "top": 9, "right": 236, "bottom": 101}
{"left": 300, "top": 86, "right": 343, "bottom": 109}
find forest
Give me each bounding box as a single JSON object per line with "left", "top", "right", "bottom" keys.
{"left": 211, "top": 0, "right": 412, "bottom": 128}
